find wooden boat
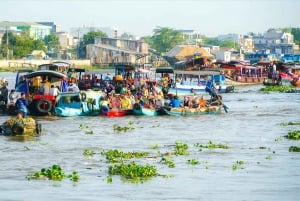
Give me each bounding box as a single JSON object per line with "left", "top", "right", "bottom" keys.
{"left": 132, "top": 103, "right": 157, "bottom": 116}
{"left": 15, "top": 70, "right": 69, "bottom": 116}
{"left": 164, "top": 106, "right": 221, "bottom": 116}
{"left": 0, "top": 116, "right": 41, "bottom": 136}
{"left": 54, "top": 90, "right": 104, "bottom": 117}
{"left": 218, "top": 60, "right": 267, "bottom": 86}
{"left": 132, "top": 103, "right": 168, "bottom": 116}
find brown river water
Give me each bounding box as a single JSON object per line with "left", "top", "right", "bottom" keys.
{"left": 0, "top": 72, "right": 299, "bottom": 201}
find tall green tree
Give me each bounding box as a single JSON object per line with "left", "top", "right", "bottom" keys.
{"left": 43, "top": 34, "right": 60, "bottom": 54}
{"left": 151, "top": 27, "right": 184, "bottom": 53}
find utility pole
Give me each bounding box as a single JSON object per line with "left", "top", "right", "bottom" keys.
{"left": 6, "top": 26, "right": 9, "bottom": 60}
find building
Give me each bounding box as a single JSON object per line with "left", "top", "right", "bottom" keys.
{"left": 253, "top": 29, "right": 296, "bottom": 55}
{"left": 56, "top": 32, "right": 74, "bottom": 50}
{"left": 86, "top": 35, "right": 149, "bottom": 65}
{"left": 36, "top": 22, "right": 61, "bottom": 33}
{"left": 0, "top": 21, "right": 51, "bottom": 40}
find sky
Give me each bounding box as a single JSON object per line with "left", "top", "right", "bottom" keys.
{"left": 1, "top": 0, "right": 300, "bottom": 37}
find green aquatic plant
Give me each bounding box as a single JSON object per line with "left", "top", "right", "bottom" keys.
{"left": 194, "top": 141, "right": 231, "bottom": 149}
{"left": 259, "top": 85, "right": 296, "bottom": 93}
{"left": 85, "top": 130, "right": 94, "bottom": 134}
{"left": 187, "top": 159, "right": 200, "bottom": 165}
{"left": 160, "top": 157, "right": 175, "bottom": 168}
{"left": 289, "top": 146, "right": 300, "bottom": 152}
{"left": 174, "top": 141, "right": 189, "bottom": 155}
{"left": 232, "top": 160, "right": 245, "bottom": 171}
{"left": 280, "top": 121, "right": 300, "bottom": 126}
{"left": 265, "top": 155, "right": 272, "bottom": 160}
{"left": 113, "top": 121, "right": 135, "bottom": 133}
{"left": 83, "top": 149, "right": 96, "bottom": 157}
{"left": 26, "top": 164, "right": 79, "bottom": 182}
{"left": 101, "top": 149, "right": 149, "bottom": 163}
{"left": 150, "top": 143, "right": 159, "bottom": 149}
{"left": 285, "top": 130, "right": 300, "bottom": 140}
{"left": 108, "top": 162, "right": 158, "bottom": 182}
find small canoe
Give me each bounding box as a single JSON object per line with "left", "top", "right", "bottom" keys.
{"left": 165, "top": 106, "right": 221, "bottom": 116}
{"left": 105, "top": 108, "right": 133, "bottom": 117}
{"left": 132, "top": 103, "right": 165, "bottom": 116}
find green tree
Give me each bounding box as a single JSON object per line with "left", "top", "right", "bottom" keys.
{"left": 0, "top": 32, "right": 16, "bottom": 59}
{"left": 43, "top": 34, "right": 60, "bottom": 54}
{"left": 120, "top": 32, "right": 134, "bottom": 40}
{"left": 79, "top": 31, "right": 107, "bottom": 58}
{"left": 151, "top": 27, "right": 184, "bottom": 53}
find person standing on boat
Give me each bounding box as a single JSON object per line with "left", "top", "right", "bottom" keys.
{"left": 205, "top": 76, "right": 217, "bottom": 99}
{"left": 15, "top": 92, "right": 29, "bottom": 118}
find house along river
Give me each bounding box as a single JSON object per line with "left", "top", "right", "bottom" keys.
{"left": 0, "top": 72, "right": 299, "bottom": 201}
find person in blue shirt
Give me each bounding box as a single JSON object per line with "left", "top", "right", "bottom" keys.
{"left": 169, "top": 96, "right": 181, "bottom": 108}
{"left": 15, "top": 92, "right": 29, "bottom": 117}
{"left": 205, "top": 76, "right": 217, "bottom": 99}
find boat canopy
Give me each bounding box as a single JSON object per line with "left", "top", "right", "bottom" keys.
{"left": 24, "top": 70, "right": 68, "bottom": 79}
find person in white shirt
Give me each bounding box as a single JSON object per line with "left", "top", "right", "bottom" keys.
{"left": 50, "top": 85, "right": 60, "bottom": 96}
{"left": 68, "top": 83, "right": 80, "bottom": 93}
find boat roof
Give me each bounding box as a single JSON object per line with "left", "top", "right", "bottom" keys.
{"left": 155, "top": 67, "right": 174, "bottom": 74}
{"left": 24, "top": 70, "right": 68, "bottom": 79}
{"left": 174, "top": 70, "right": 222, "bottom": 76}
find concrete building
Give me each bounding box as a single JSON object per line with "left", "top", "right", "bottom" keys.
{"left": 253, "top": 29, "right": 296, "bottom": 55}
{"left": 86, "top": 36, "right": 149, "bottom": 65}
{"left": 37, "top": 22, "right": 61, "bottom": 33}
{"left": 0, "top": 21, "right": 51, "bottom": 40}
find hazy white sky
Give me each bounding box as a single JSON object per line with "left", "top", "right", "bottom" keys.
{"left": 2, "top": 0, "right": 299, "bottom": 37}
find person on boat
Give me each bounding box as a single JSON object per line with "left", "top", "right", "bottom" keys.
{"left": 68, "top": 82, "right": 80, "bottom": 93}
{"left": 181, "top": 96, "right": 191, "bottom": 108}
{"left": 169, "top": 96, "right": 181, "bottom": 108}
{"left": 154, "top": 95, "right": 164, "bottom": 109}
{"left": 15, "top": 92, "right": 29, "bottom": 118}
{"left": 205, "top": 76, "right": 217, "bottom": 99}
{"left": 8, "top": 89, "right": 18, "bottom": 104}
{"left": 191, "top": 96, "right": 199, "bottom": 108}
{"left": 50, "top": 85, "right": 60, "bottom": 97}
{"left": 105, "top": 82, "right": 114, "bottom": 97}
{"left": 198, "top": 96, "right": 207, "bottom": 108}
{"left": 120, "top": 94, "right": 132, "bottom": 109}
{"left": 0, "top": 84, "right": 8, "bottom": 105}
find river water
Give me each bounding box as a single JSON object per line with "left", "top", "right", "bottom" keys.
{"left": 0, "top": 72, "right": 299, "bottom": 201}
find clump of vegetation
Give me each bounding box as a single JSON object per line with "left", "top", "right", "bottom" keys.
{"left": 284, "top": 130, "right": 300, "bottom": 140}
{"left": 194, "top": 141, "right": 231, "bottom": 150}
{"left": 259, "top": 86, "right": 296, "bottom": 93}
{"left": 160, "top": 157, "right": 175, "bottom": 168}
{"left": 232, "top": 161, "right": 245, "bottom": 171}
{"left": 108, "top": 162, "right": 158, "bottom": 183}
{"left": 174, "top": 141, "right": 189, "bottom": 155}
{"left": 83, "top": 149, "right": 96, "bottom": 157}
{"left": 289, "top": 146, "right": 300, "bottom": 152}
{"left": 26, "top": 164, "right": 79, "bottom": 182}
{"left": 101, "top": 149, "right": 149, "bottom": 163}
{"left": 280, "top": 121, "right": 300, "bottom": 126}
{"left": 113, "top": 121, "right": 135, "bottom": 133}
{"left": 187, "top": 159, "right": 200, "bottom": 165}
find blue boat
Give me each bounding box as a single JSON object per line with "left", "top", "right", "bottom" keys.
{"left": 54, "top": 90, "right": 104, "bottom": 117}
{"left": 155, "top": 67, "right": 234, "bottom": 96}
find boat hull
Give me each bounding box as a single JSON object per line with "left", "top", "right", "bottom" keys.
{"left": 165, "top": 106, "right": 221, "bottom": 116}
